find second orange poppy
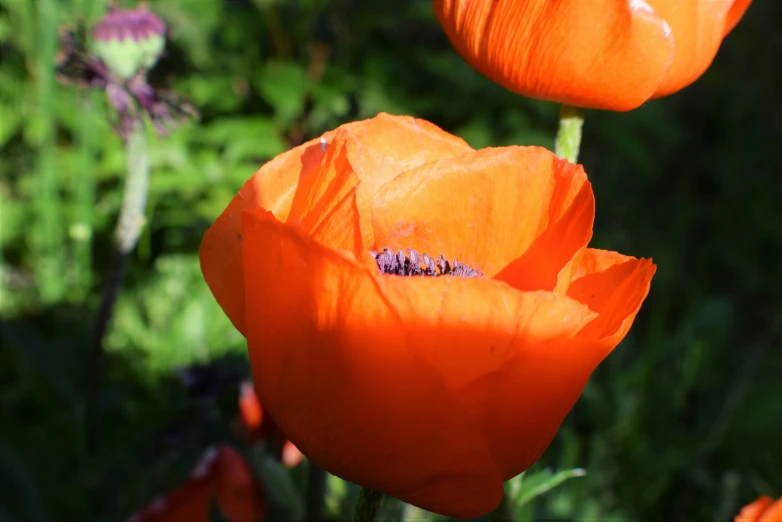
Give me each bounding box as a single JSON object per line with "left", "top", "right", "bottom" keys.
{"left": 434, "top": 0, "right": 752, "bottom": 111}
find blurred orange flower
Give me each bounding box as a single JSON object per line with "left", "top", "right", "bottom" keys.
{"left": 735, "top": 496, "right": 782, "bottom": 522}
{"left": 237, "top": 381, "right": 304, "bottom": 468}
{"left": 433, "top": 0, "right": 752, "bottom": 111}
{"left": 129, "top": 447, "right": 265, "bottom": 522}
{"left": 199, "top": 113, "right": 655, "bottom": 518}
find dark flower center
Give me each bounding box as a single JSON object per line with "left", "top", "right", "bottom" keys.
{"left": 370, "top": 248, "right": 483, "bottom": 278}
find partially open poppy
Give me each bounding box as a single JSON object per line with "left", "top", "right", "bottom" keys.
{"left": 129, "top": 446, "right": 266, "bottom": 522}
{"left": 433, "top": 0, "right": 752, "bottom": 111}
{"left": 735, "top": 496, "right": 782, "bottom": 522}
{"left": 199, "top": 113, "right": 655, "bottom": 518}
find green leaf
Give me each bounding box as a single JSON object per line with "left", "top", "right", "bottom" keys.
{"left": 506, "top": 468, "right": 587, "bottom": 513}
{"left": 249, "top": 449, "right": 305, "bottom": 522}
{"left": 106, "top": 254, "right": 245, "bottom": 374}
{"left": 0, "top": 102, "right": 21, "bottom": 147}
{"left": 208, "top": 499, "right": 229, "bottom": 522}
{"left": 254, "top": 62, "right": 310, "bottom": 130}
{"left": 200, "top": 116, "right": 287, "bottom": 162}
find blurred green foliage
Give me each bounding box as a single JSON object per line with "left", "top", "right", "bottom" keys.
{"left": 1, "top": 0, "right": 781, "bottom": 521}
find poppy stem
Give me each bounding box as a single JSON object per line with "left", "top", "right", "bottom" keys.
{"left": 353, "top": 487, "right": 384, "bottom": 522}
{"left": 488, "top": 494, "right": 513, "bottom": 521}
{"left": 554, "top": 104, "right": 584, "bottom": 164}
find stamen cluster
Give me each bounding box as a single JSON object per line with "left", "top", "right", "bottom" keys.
{"left": 370, "top": 248, "right": 483, "bottom": 278}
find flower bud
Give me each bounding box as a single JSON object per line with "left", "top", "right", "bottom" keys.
{"left": 91, "top": 8, "right": 165, "bottom": 80}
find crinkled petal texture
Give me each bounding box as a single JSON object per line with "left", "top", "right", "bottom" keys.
{"left": 735, "top": 496, "right": 782, "bottom": 522}
{"left": 200, "top": 114, "right": 656, "bottom": 519}
{"left": 433, "top": 0, "right": 752, "bottom": 110}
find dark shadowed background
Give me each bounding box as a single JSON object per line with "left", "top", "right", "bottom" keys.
{"left": 1, "top": 0, "right": 780, "bottom": 521}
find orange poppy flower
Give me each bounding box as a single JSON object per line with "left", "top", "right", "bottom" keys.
{"left": 433, "top": 0, "right": 752, "bottom": 111}
{"left": 237, "top": 381, "right": 304, "bottom": 468}
{"left": 129, "top": 446, "right": 266, "bottom": 522}
{"left": 199, "top": 113, "right": 655, "bottom": 518}
{"left": 735, "top": 496, "right": 782, "bottom": 522}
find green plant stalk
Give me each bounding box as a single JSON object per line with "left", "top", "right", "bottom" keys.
{"left": 78, "top": 0, "right": 104, "bottom": 24}
{"left": 353, "top": 488, "right": 384, "bottom": 522}
{"left": 115, "top": 126, "right": 150, "bottom": 253}
{"left": 33, "top": 0, "right": 66, "bottom": 303}
{"left": 91, "top": 120, "right": 150, "bottom": 357}
{"left": 86, "top": 120, "right": 150, "bottom": 458}
{"left": 554, "top": 104, "right": 584, "bottom": 164}
{"left": 71, "top": 97, "right": 98, "bottom": 300}
{"left": 402, "top": 503, "right": 433, "bottom": 522}
{"left": 305, "top": 464, "right": 327, "bottom": 522}
{"left": 488, "top": 494, "right": 512, "bottom": 522}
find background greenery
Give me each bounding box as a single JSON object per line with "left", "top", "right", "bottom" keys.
{"left": 1, "top": 0, "right": 780, "bottom": 521}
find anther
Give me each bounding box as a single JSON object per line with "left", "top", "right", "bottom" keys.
{"left": 370, "top": 248, "right": 483, "bottom": 278}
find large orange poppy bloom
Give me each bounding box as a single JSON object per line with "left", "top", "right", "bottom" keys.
{"left": 434, "top": 0, "right": 752, "bottom": 111}
{"left": 735, "top": 496, "right": 782, "bottom": 522}
{"left": 199, "top": 113, "right": 655, "bottom": 518}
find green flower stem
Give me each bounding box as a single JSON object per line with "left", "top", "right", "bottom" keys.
{"left": 488, "top": 494, "right": 513, "bottom": 522}
{"left": 305, "top": 464, "right": 327, "bottom": 522}
{"left": 554, "top": 104, "right": 584, "bottom": 164}
{"left": 353, "top": 487, "right": 384, "bottom": 522}
{"left": 86, "top": 120, "right": 150, "bottom": 458}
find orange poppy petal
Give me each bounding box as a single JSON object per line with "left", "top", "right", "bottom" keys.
{"left": 724, "top": 0, "right": 752, "bottom": 35}
{"left": 322, "top": 113, "right": 474, "bottom": 174}
{"left": 215, "top": 447, "right": 266, "bottom": 522}
{"left": 129, "top": 480, "right": 213, "bottom": 522}
{"left": 377, "top": 277, "right": 596, "bottom": 394}
{"left": 128, "top": 447, "right": 265, "bottom": 522}
{"left": 757, "top": 498, "right": 782, "bottom": 522}
{"left": 494, "top": 169, "right": 594, "bottom": 293}
{"left": 287, "top": 140, "right": 365, "bottom": 259}
{"left": 372, "top": 146, "right": 591, "bottom": 282}
{"left": 281, "top": 441, "right": 304, "bottom": 468}
{"left": 200, "top": 134, "right": 331, "bottom": 334}
{"left": 287, "top": 116, "right": 473, "bottom": 250}
{"left": 239, "top": 382, "right": 263, "bottom": 431}
{"left": 649, "top": 0, "right": 736, "bottom": 97}
{"left": 434, "top": 0, "right": 674, "bottom": 111}
{"left": 736, "top": 496, "right": 775, "bottom": 522}
{"left": 567, "top": 248, "right": 657, "bottom": 347}
{"left": 241, "top": 208, "right": 503, "bottom": 519}
{"left": 201, "top": 113, "right": 470, "bottom": 334}
{"left": 455, "top": 335, "right": 609, "bottom": 480}
{"left": 376, "top": 275, "right": 596, "bottom": 479}
{"left": 129, "top": 449, "right": 221, "bottom": 522}
{"left": 287, "top": 128, "right": 403, "bottom": 254}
